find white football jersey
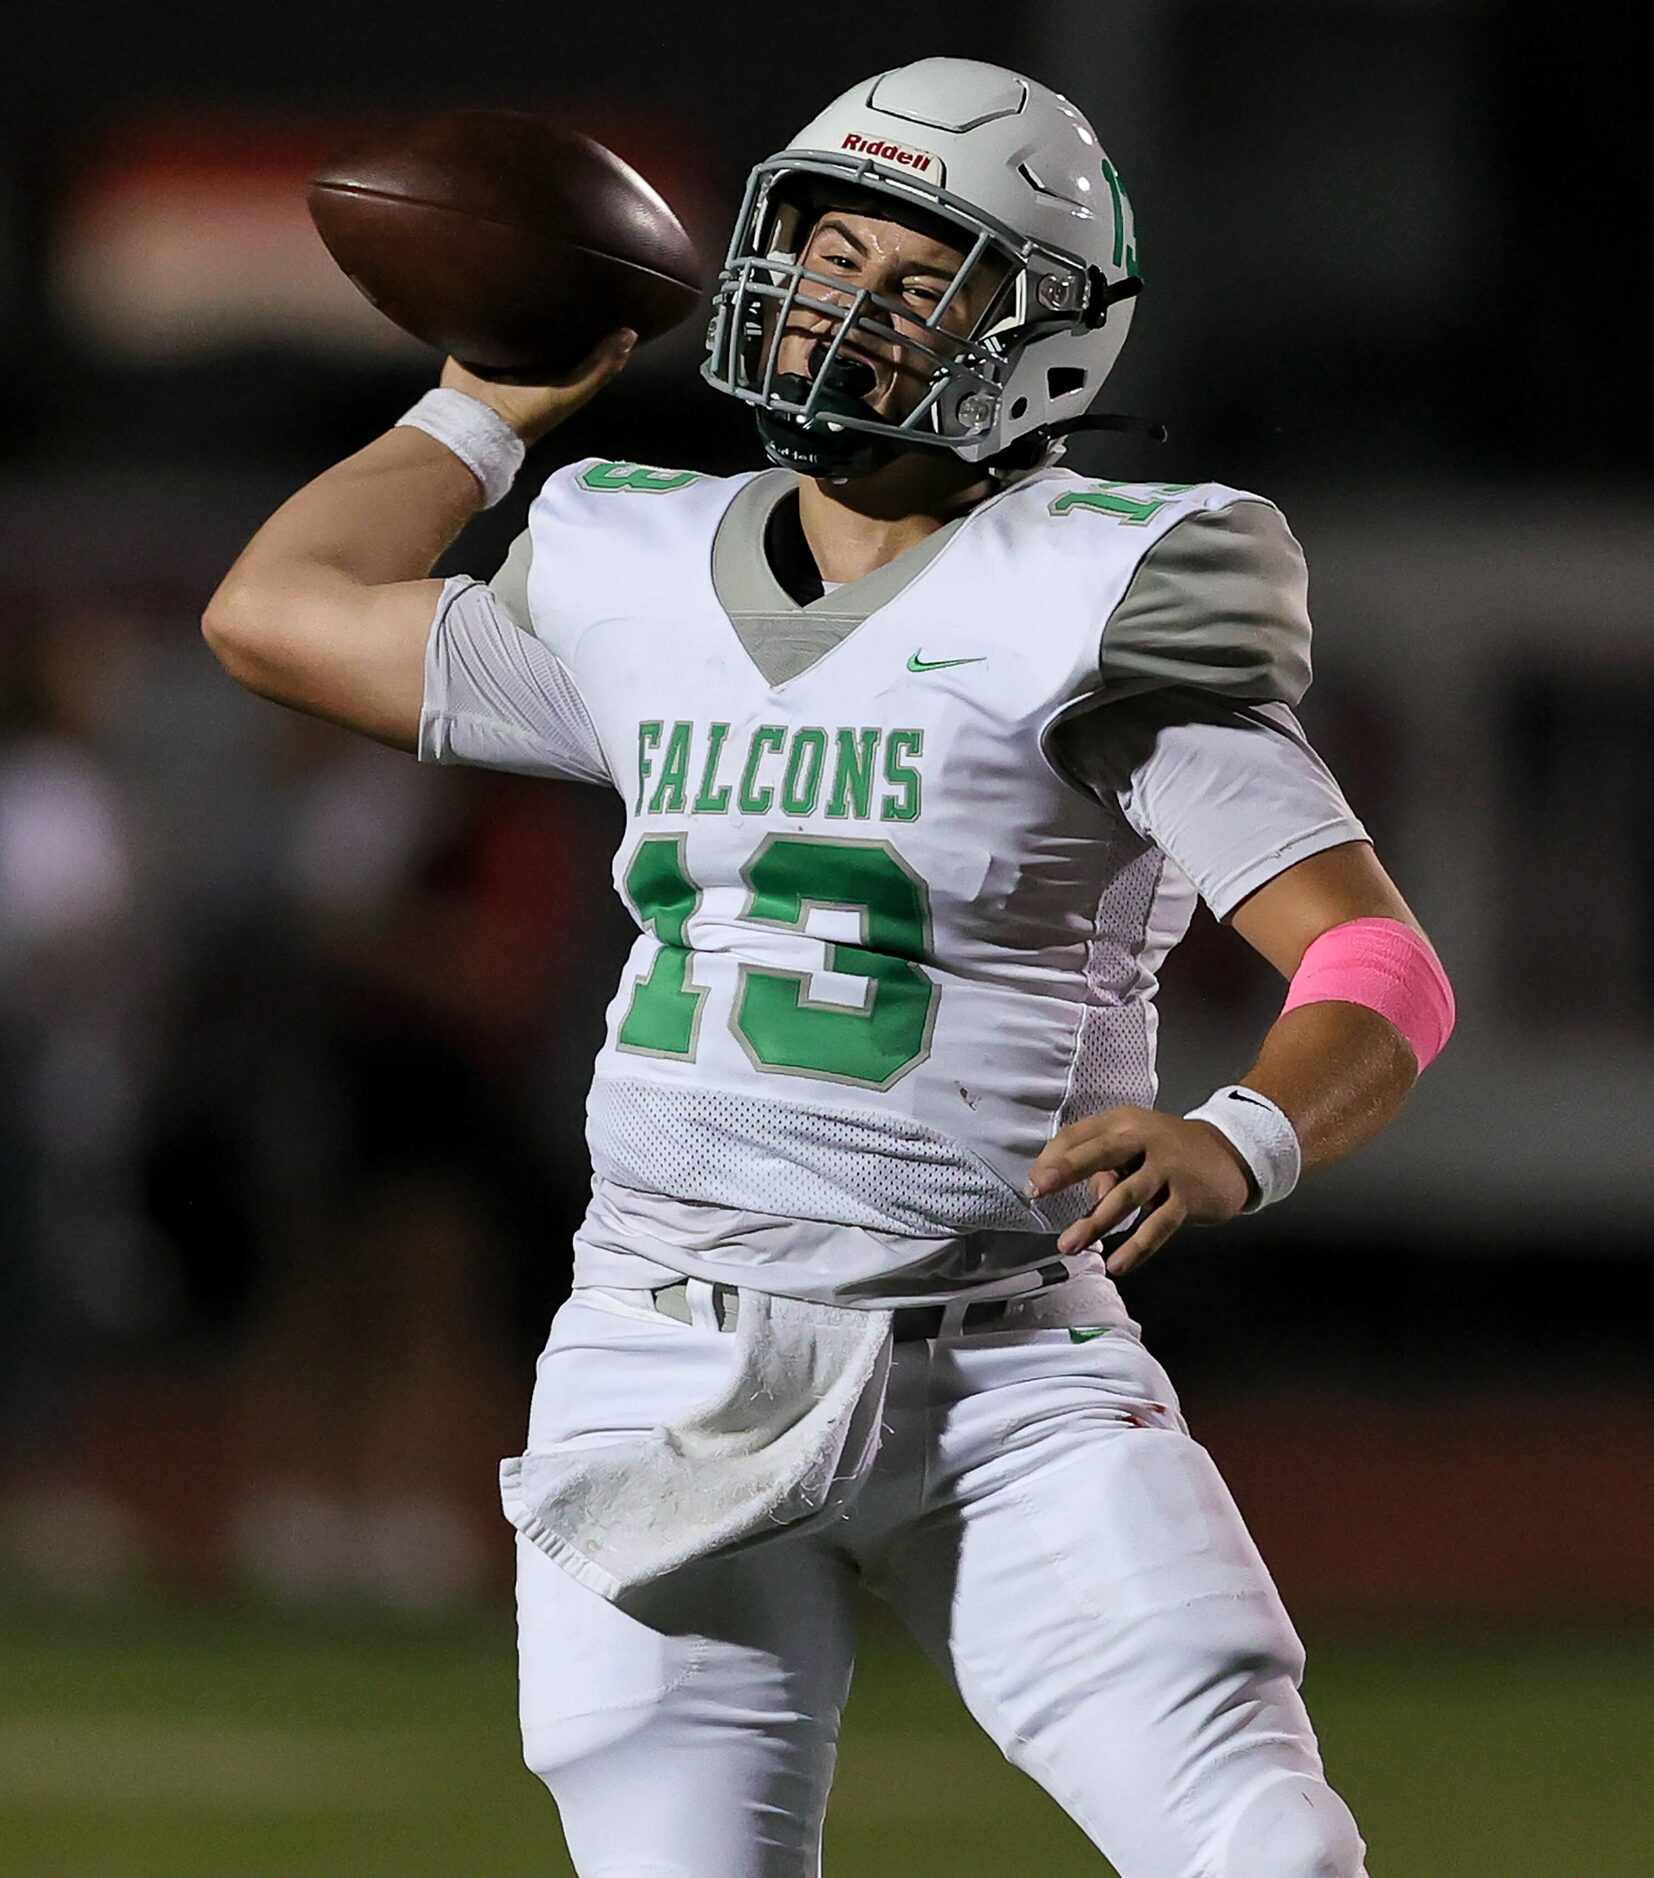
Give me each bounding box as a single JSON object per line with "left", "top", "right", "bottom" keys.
{"left": 420, "top": 460, "right": 1365, "bottom": 1265}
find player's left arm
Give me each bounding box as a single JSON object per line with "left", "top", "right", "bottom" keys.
{"left": 1029, "top": 837, "right": 1446, "bottom": 1273}
{"left": 1030, "top": 493, "right": 1454, "bottom": 1274}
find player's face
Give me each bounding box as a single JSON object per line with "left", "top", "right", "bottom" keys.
{"left": 775, "top": 209, "right": 1004, "bottom": 424}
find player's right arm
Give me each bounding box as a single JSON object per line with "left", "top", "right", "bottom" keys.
{"left": 200, "top": 339, "right": 633, "bottom": 749}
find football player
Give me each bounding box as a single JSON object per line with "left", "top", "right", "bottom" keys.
{"left": 204, "top": 57, "right": 1453, "bottom": 1878}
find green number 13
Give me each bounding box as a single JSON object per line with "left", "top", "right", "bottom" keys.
{"left": 617, "top": 833, "right": 936, "bottom": 1089}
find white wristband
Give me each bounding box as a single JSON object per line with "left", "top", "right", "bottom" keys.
{"left": 1183, "top": 1085, "right": 1302, "bottom": 1212}
{"left": 394, "top": 388, "right": 526, "bottom": 509}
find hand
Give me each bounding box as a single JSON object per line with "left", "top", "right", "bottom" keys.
{"left": 439, "top": 329, "right": 638, "bottom": 444}
{"left": 1026, "top": 1106, "right": 1253, "bottom": 1276}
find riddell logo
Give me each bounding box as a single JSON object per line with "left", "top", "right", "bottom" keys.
{"left": 841, "top": 132, "right": 938, "bottom": 175}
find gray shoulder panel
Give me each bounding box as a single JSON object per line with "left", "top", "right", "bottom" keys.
{"left": 1099, "top": 500, "right": 1313, "bottom": 706}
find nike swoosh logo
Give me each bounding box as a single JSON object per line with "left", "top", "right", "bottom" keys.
{"left": 1225, "top": 1090, "right": 1270, "bottom": 1109}
{"left": 908, "top": 652, "right": 987, "bottom": 673}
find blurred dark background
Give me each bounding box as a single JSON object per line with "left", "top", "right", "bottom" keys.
{"left": 2, "top": 0, "right": 1650, "bottom": 1721}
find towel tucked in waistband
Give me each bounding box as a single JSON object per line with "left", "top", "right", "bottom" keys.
{"left": 500, "top": 1289, "right": 893, "bottom": 1604}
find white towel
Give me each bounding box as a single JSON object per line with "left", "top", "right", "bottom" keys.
{"left": 500, "top": 1292, "right": 893, "bottom": 1603}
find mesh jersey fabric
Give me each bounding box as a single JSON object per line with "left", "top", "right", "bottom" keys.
{"left": 419, "top": 576, "right": 609, "bottom": 785}
{"left": 567, "top": 1177, "right": 1130, "bottom": 1312}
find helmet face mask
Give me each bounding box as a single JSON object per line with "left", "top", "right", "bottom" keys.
{"left": 717, "top": 160, "right": 1041, "bottom": 460}
{"left": 702, "top": 59, "right": 1141, "bottom": 477}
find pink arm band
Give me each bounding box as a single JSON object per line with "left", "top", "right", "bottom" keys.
{"left": 1280, "top": 916, "right": 1456, "bottom": 1072}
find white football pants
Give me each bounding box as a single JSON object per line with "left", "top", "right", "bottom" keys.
{"left": 515, "top": 1292, "right": 1367, "bottom": 1878}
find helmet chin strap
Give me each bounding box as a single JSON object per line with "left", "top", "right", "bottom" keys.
{"left": 1045, "top": 411, "right": 1168, "bottom": 444}
{"left": 754, "top": 355, "right": 905, "bottom": 482}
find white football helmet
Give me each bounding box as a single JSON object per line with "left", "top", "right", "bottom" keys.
{"left": 702, "top": 57, "right": 1143, "bottom": 477}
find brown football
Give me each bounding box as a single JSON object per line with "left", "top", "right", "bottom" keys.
{"left": 307, "top": 109, "right": 706, "bottom": 381}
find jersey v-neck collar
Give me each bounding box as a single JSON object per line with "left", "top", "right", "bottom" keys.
{"left": 710, "top": 469, "right": 971, "bottom": 688}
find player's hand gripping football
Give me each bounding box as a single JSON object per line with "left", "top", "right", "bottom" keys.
{"left": 439, "top": 328, "right": 638, "bottom": 444}
{"left": 1027, "top": 1107, "right": 1254, "bottom": 1276}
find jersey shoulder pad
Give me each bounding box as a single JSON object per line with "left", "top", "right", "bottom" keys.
{"left": 1038, "top": 475, "right": 1312, "bottom": 707}
{"left": 505, "top": 459, "right": 753, "bottom": 665}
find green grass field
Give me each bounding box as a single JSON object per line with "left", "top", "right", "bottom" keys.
{"left": 1, "top": 1605, "right": 1648, "bottom": 1876}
